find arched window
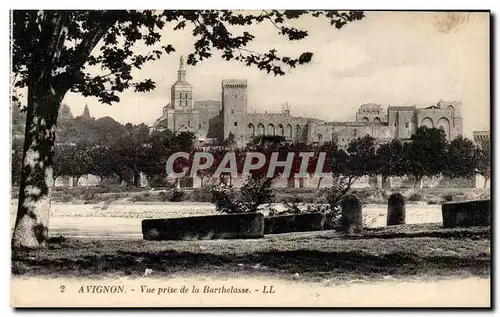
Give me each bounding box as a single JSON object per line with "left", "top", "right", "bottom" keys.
{"left": 247, "top": 123, "right": 255, "bottom": 136}
{"left": 257, "top": 123, "right": 265, "bottom": 136}
{"left": 296, "top": 125, "right": 302, "bottom": 139}
{"left": 267, "top": 123, "right": 275, "bottom": 136}
{"left": 277, "top": 124, "right": 284, "bottom": 136}
{"left": 286, "top": 124, "right": 293, "bottom": 139}
{"left": 421, "top": 117, "right": 434, "bottom": 128}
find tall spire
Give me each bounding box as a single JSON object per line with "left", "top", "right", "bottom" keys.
{"left": 180, "top": 55, "right": 185, "bottom": 69}
{"left": 178, "top": 55, "right": 186, "bottom": 81}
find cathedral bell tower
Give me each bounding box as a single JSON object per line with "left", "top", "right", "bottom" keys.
{"left": 170, "top": 55, "right": 193, "bottom": 111}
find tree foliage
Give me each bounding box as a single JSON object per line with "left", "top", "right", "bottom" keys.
{"left": 476, "top": 139, "right": 491, "bottom": 188}
{"left": 13, "top": 10, "right": 365, "bottom": 104}
{"left": 443, "top": 135, "right": 478, "bottom": 181}
{"left": 376, "top": 138, "right": 407, "bottom": 178}
{"left": 405, "top": 126, "right": 448, "bottom": 186}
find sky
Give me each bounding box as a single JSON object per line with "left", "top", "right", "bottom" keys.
{"left": 60, "top": 11, "right": 490, "bottom": 138}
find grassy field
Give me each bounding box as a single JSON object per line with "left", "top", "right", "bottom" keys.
{"left": 12, "top": 223, "right": 490, "bottom": 283}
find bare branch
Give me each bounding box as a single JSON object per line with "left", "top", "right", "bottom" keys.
{"left": 262, "top": 10, "right": 284, "bottom": 32}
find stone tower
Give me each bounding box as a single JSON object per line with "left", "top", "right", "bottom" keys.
{"left": 171, "top": 55, "right": 193, "bottom": 111}
{"left": 221, "top": 79, "right": 248, "bottom": 145}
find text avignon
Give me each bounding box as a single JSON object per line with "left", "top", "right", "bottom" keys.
{"left": 78, "top": 285, "right": 125, "bottom": 294}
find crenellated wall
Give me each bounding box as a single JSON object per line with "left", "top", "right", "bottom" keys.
{"left": 246, "top": 113, "right": 309, "bottom": 141}
{"left": 356, "top": 103, "right": 387, "bottom": 123}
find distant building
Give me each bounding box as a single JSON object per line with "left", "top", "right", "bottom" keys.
{"left": 473, "top": 130, "right": 490, "bottom": 145}
{"left": 154, "top": 56, "right": 463, "bottom": 146}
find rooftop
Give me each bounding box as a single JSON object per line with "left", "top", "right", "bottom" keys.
{"left": 387, "top": 105, "right": 417, "bottom": 111}
{"left": 360, "top": 103, "right": 383, "bottom": 109}
{"left": 222, "top": 79, "right": 248, "bottom": 86}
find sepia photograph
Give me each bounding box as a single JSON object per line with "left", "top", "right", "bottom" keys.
{"left": 9, "top": 8, "right": 491, "bottom": 308}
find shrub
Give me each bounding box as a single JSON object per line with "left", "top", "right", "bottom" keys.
{"left": 240, "top": 177, "right": 275, "bottom": 213}
{"left": 268, "top": 177, "right": 349, "bottom": 230}
{"left": 408, "top": 192, "right": 422, "bottom": 202}
{"left": 210, "top": 184, "right": 244, "bottom": 214}
{"left": 129, "top": 193, "right": 147, "bottom": 202}
{"left": 210, "top": 176, "right": 275, "bottom": 214}
{"left": 59, "top": 194, "right": 73, "bottom": 203}
{"left": 157, "top": 191, "right": 170, "bottom": 202}
{"left": 441, "top": 193, "right": 454, "bottom": 202}
{"left": 190, "top": 187, "right": 213, "bottom": 202}
{"left": 427, "top": 197, "right": 443, "bottom": 205}
{"left": 47, "top": 235, "right": 67, "bottom": 244}
{"left": 170, "top": 189, "right": 186, "bottom": 202}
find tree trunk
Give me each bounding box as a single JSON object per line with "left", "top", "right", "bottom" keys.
{"left": 413, "top": 176, "right": 422, "bottom": 189}
{"left": 133, "top": 170, "right": 140, "bottom": 187}
{"left": 382, "top": 176, "right": 391, "bottom": 189}
{"left": 484, "top": 176, "right": 489, "bottom": 188}
{"left": 316, "top": 176, "right": 324, "bottom": 189}
{"left": 73, "top": 176, "right": 81, "bottom": 187}
{"left": 12, "top": 82, "right": 66, "bottom": 249}
{"left": 12, "top": 11, "right": 113, "bottom": 248}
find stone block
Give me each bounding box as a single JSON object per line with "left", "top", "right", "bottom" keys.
{"left": 387, "top": 192, "right": 406, "bottom": 226}
{"left": 264, "top": 213, "right": 325, "bottom": 234}
{"left": 142, "top": 212, "right": 264, "bottom": 240}
{"left": 442, "top": 200, "right": 490, "bottom": 228}
{"left": 340, "top": 194, "right": 363, "bottom": 234}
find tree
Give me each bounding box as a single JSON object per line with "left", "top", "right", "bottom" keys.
{"left": 53, "top": 144, "right": 93, "bottom": 185}
{"left": 53, "top": 144, "right": 74, "bottom": 181}
{"left": 315, "top": 141, "right": 338, "bottom": 188}
{"left": 376, "top": 138, "right": 407, "bottom": 187}
{"left": 82, "top": 104, "right": 91, "bottom": 119}
{"left": 443, "top": 136, "right": 478, "bottom": 185}
{"left": 476, "top": 139, "right": 491, "bottom": 188}
{"left": 222, "top": 132, "right": 236, "bottom": 148}
{"left": 330, "top": 136, "right": 379, "bottom": 192}
{"left": 11, "top": 10, "right": 364, "bottom": 248}
{"left": 405, "top": 126, "right": 448, "bottom": 188}
{"left": 56, "top": 103, "right": 74, "bottom": 132}
{"left": 347, "top": 135, "right": 380, "bottom": 178}
{"left": 88, "top": 146, "right": 115, "bottom": 182}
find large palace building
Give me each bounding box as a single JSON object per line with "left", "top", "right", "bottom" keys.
{"left": 155, "top": 56, "right": 463, "bottom": 147}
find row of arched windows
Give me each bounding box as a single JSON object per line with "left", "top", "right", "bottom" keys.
{"left": 360, "top": 117, "right": 382, "bottom": 124}
{"left": 247, "top": 123, "right": 305, "bottom": 139}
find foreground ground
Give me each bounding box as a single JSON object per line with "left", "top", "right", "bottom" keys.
{"left": 12, "top": 223, "right": 490, "bottom": 284}
{"left": 10, "top": 201, "right": 445, "bottom": 239}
